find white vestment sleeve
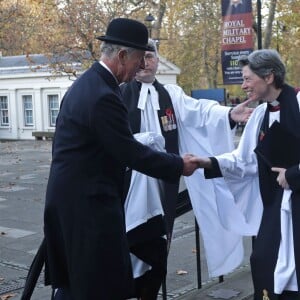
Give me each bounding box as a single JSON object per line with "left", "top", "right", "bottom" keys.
{"left": 214, "top": 104, "right": 265, "bottom": 236}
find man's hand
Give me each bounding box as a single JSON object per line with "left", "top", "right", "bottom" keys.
{"left": 230, "top": 99, "right": 255, "bottom": 123}
{"left": 271, "top": 167, "right": 289, "bottom": 189}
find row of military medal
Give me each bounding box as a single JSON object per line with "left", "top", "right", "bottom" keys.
{"left": 161, "top": 115, "right": 176, "bottom": 132}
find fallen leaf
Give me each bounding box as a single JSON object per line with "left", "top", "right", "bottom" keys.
{"left": 1, "top": 293, "right": 16, "bottom": 300}
{"left": 176, "top": 269, "right": 188, "bottom": 275}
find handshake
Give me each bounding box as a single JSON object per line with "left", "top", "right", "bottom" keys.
{"left": 182, "top": 154, "right": 212, "bottom": 176}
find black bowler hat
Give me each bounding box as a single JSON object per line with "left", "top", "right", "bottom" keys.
{"left": 97, "top": 18, "right": 154, "bottom": 51}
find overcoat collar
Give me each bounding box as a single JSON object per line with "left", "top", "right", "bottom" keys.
{"left": 91, "top": 61, "right": 120, "bottom": 92}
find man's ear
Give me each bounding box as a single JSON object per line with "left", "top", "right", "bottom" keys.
{"left": 118, "top": 49, "right": 128, "bottom": 65}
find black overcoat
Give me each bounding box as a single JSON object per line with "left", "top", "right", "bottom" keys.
{"left": 44, "top": 62, "right": 183, "bottom": 300}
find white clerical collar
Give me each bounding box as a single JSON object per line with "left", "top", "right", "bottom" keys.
{"left": 137, "top": 82, "right": 160, "bottom": 111}
{"left": 269, "top": 100, "right": 280, "bottom": 107}
{"left": 99, "top": 61, "right": 118, "bottom": 83}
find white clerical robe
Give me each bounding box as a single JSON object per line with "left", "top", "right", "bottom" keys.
{"left": 125, "top": 83, "right": 249, "bottom": 278}
{"left": 164, "top": 84, "right": 249, "bottom": 277}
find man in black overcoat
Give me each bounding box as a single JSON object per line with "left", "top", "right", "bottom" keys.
{"left": 43, "top": 18, "right": 199, "bottom": 300}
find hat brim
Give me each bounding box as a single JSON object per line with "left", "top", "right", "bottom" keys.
{"left": 97, "top": 35, "right": 155, "bottom": 51}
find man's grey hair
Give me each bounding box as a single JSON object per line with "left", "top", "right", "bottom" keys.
{"left": 238, "top": 49, "right": 286, "bottom": 88}
{"left": 100, "top": 42, "right": 136, "bottom": 58}
{"left": 147, "top": 39, "right": 158, "bottom": 56}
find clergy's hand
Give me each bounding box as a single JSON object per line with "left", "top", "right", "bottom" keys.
{"left": 182, "top": 154, "right": 200, "bottom": 176}
{"left": 271, "top": 167, "right": 289, "bottom": 189}
{"left": 190, "top": 156, "right": 212, "bottom": 169}
{"left": 182, "top": 155, "right": 212, "bottom": 176}
{"left": 230, "top": 98, "right": 255, "bottom": 123}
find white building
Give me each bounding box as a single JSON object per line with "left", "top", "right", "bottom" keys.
{"left": 0, "top": 54, "right": 180, "bottom": 140}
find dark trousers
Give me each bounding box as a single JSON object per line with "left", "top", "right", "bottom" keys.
{"left": 134, "top": 269, "right": 165, "bottom": 300}
{"left": 54, "top": 288, "right": 73, "bottom": 300}
{"left": 131, "top": 237, "right": 167, "bottom": 300}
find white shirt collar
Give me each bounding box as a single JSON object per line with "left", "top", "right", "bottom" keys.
{"left": 99, "top": 61, "right": 118, "bottom": 83}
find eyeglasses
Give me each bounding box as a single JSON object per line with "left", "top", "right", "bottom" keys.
{"left": 144, "top": 54, "right": 156, "bottom": 61}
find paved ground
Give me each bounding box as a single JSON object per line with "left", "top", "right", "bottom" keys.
{"left": 0, "top": 139, "right": 253, "bottom": 300}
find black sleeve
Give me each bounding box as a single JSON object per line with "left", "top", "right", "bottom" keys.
{"left": 204, "top": 157, "right": 223, "bottom": 179}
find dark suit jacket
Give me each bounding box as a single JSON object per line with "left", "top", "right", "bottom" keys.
{"left": 44, "top": 62, "right": 183, "bottom": 299}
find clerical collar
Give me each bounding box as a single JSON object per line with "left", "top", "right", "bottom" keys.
{"left": 136, "top": 79, "right": 155, "bottom": 90}
{"left": 267, "top": 100, "right": 280, "bottom": 112}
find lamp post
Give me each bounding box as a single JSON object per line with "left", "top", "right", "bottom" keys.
{"left": 257, "top": 0, "right": 262, "bottom": 49}
{"left": 144, "top": 13, "right": 155, "bottom": 38}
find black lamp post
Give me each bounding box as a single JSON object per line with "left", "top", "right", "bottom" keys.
{"left": 144, "top": 13, "right": 155, "bottom": 38}
{"left": 257, "top": 0, "right": 262, "bottom": 49}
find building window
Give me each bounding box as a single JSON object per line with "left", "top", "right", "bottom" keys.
{"left": 23, "top": 95, "right": 34, "bottom": 126}
{"left": 48, "top": 94, "right": 59, "bottom": 127}
{"left": 0, "top": 96, "right": 9, "bottom": 126}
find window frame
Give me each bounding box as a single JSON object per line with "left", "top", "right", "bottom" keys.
{"left": 0, "top": 95, "right": 10, "bottom": 127}
{"left": 22, "top": 94, "right": 34, "bottom": 127}
{"left": 47, "top": 94, "right": 60, "bottom": 127}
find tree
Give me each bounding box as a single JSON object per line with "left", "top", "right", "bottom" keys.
{"left": 1, "top": 0, "right": 300, "bottom": 91}
{"left": 263, "top": 0, "right": 277, "bottom": 49}
{"left": 158, "top": 0, "right": 223, "bottom": 92}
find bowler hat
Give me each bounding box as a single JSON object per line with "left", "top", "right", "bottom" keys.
{"left": 97, "top": 18, "right": 154, "bottom": 51}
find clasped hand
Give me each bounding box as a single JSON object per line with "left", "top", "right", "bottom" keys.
{"left": 182, "top": 154, "right": 212, "bottom": 176}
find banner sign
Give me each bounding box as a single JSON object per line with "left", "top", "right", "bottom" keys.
{"left": 221, "top": 0, "right": 253, "bottom": 85}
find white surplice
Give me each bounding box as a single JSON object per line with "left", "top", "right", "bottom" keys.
{"left": 125, "top": 82, "right": 253, "bottom": 278}
{"left": 164, "top": 84, "right": 252, "bottom": 277}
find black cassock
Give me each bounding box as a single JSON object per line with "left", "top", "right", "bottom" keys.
{"left": 251, "top": 85, "right": 300, "bottom": 300}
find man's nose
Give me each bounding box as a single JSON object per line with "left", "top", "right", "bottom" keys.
{"left": 140, "top": 57, "right": 145, "bottom": 69}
